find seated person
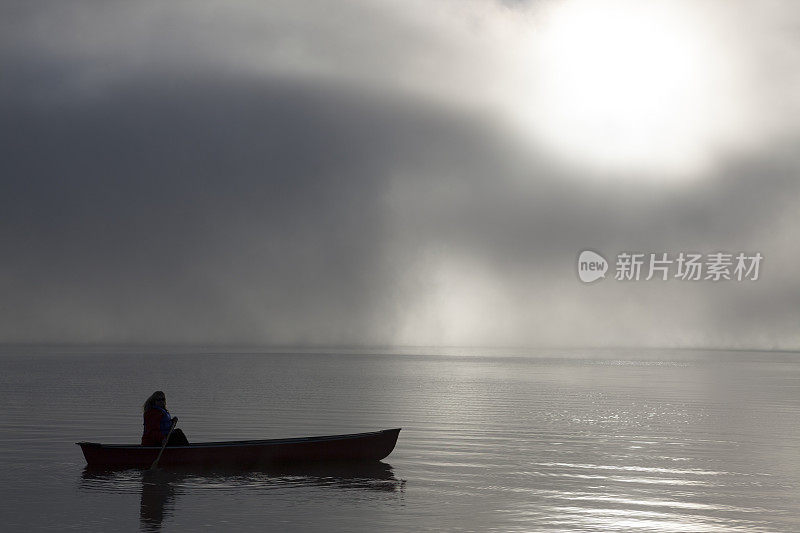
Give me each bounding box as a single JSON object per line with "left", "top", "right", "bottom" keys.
{"left": 141, "top": 391, "right": 189, "bottom": 446}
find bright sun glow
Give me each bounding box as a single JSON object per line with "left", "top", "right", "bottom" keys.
{"left": 516, "top": 0, "right": 743, "bottom": 179}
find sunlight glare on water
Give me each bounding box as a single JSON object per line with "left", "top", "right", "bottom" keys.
{"left": 0, "top": 347, "right": 798, "bottom": 532}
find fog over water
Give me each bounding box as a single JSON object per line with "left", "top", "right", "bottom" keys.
{"left": 2, "top": 5, "right": 800, "bottom": 531}
{"left": 2, "top": 0, "right": 799, "bottom": 349}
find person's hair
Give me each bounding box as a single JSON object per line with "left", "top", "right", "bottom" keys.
{"left": 143, "top": 391, "right": 166, "bottom": 413}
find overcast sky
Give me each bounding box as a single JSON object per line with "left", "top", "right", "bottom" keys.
{"left": 2, "top": 0, "right": 799, "bottom": 349}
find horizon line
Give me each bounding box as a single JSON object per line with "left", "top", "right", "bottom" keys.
{"left": 0, "top": 341, "right": 798, "bottom": 355}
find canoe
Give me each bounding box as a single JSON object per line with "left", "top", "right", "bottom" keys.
{"left": 77, "top": 428, "right": 401, "bottom": 469}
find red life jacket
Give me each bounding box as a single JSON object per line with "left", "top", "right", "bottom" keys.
{"left": 141, "top": 407, "right": 171, "bottom": 446}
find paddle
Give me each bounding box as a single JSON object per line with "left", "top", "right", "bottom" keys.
{"left": 150, "top": 418, "right": 178, "bottom": 470}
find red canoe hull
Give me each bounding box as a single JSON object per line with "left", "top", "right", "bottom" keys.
{"left": 78, "top": 428, "right": 401, "bottom": 469}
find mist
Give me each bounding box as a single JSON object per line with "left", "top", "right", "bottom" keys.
{"left": 2, "top": 0, "right": 799, "bottom": 349}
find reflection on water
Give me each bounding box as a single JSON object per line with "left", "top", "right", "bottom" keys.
{"left": 2, "top": 348, "right": 800, "bottom": 531}
{"left": 80, "top": 462, "right": 404, "bottom": 532}
{"left": 139, "top": 471, "right": 177, "bottom": 532}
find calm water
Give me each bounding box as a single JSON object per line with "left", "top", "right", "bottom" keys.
{"left": 1, "top": 346, "right": 799, "bottom": 532}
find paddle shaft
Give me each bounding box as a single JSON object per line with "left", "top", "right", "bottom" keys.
{"left": 150, "top": 418, "right": 178, "bottom": 470}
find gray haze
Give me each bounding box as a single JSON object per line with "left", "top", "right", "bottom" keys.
{"left": 2, "top": 0, "right": 799, "bottom": 349}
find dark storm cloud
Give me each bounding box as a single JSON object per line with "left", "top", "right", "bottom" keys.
{"left": 0, "top": 73, "right": 442, "bottom": 344}
{"left": 1, "top": 0, "right": 798, "bottom": 348}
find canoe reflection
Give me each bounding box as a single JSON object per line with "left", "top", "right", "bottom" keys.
{"left": 80, "top": 461, "right": 403, "bottom": 531}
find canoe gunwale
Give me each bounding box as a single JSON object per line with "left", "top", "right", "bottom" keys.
{"left": 77, "top": 428, "right": 401, "bottom": 450}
